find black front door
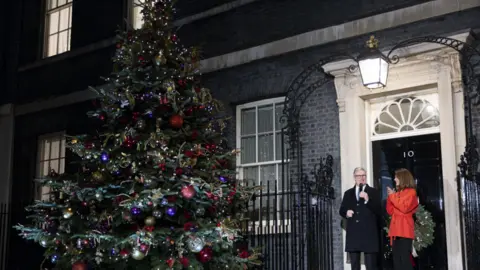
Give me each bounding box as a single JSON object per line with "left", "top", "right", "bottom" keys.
{"left": 372, "top": 133, "right": 447, "bottom": 269}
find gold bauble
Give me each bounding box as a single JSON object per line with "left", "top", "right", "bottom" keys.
{"left": 162, "top": 80, "right": 175, "bottom": 92}
{"left": 144, "top": 216, "right": 156, "bottom": 226}
{"left": 131, "top": 248, "right": 145, "bottom": 260}
{"left": 63, "top": 208, "right": 74, "bottom": 219}
{"left": 91, "top": 171, "right": 104, "bottom": 182}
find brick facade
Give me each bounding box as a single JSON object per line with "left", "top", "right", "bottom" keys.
{"left": 4, "top": 0, "right": 480, "bottom": 269}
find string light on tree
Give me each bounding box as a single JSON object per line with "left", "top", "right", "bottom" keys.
{"left": 13, "top": 0, "right": 262, "bottom": 269}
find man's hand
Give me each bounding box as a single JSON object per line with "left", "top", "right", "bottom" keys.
{"left": 387, "top": 187, "right": 395, "bottom": 195}
{"left": 346, "top": 210, "right": 354, "bottom": 218}
{"left": 359, "top": 191, "right": 369, "bottom": 201}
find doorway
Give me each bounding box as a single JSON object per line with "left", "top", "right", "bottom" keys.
{"left": 372, "top": 133, "right": 447, "bottom": 269}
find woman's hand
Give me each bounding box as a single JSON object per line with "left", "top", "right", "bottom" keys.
{"left": 387, "top": 186, "right": 395, "bottom": 195}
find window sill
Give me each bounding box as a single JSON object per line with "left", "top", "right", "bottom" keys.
{"left": 248, "top": 219, "right": 291, "bottom": 235}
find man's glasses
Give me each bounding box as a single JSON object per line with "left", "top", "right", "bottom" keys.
{"left": 354, "top": 175, "right": 366, "bottom": 178}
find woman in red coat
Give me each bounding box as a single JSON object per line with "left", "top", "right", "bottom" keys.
{"left": 386, "top": 168, "right": 419, "bottom": 270}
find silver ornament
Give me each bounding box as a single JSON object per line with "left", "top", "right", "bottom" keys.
{"left": 131, "top": 248, "right": 145, "bottom": 260}
{"left": 144, "top": 178, "right": 157, "bottom": 188}
{"left": 39, "top": 237, "right": 48, "bottom": 247}
{"left": 136, "top": 119, "right": 146, "bottom": 130}
{"left": 144, "top": 216, "right": 156, "bottom": 226}
{"left": 186, "top": 236, "right": 205, "bottom": 253}
{"left": 152, "top": 209, "right": 163, "bottom": 218}
{"left": 95, "top": 192, "right": 103, "bottom": 201}
{"left": 77, "top": 238, "right": 83, "bottom": 249}
{"left": 195, "top": 208, "right": 205, "bottom": 216}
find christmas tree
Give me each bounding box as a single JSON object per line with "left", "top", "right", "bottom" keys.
{"left": 14, "top": 0, "right": 261, "bottom": 269}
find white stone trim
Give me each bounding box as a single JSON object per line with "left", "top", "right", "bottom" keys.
{"left": 199, "top": 0, "right": 480, "bottom": 73}
{"left": 325, "top": 32, "right": 469, "bottom": 270}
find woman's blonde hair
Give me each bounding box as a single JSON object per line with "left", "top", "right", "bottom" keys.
{"left": 395, "top": 168, "right": 416, "bottom": 190}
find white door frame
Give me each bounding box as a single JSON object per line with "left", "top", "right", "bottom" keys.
{"left": 324, "top": 31, "right": 469, "bottom": 270}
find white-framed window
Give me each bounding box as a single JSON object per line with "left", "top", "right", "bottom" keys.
{"left": 236, "top": 97, "right": 288, "bottom": 187}
{"left": 36, "top": 132, "right": 66, "bottom": 201}
{"left": 236, "top": 97, "right": 290, "bottom": 229}
{"left": 45, "top": 0, "right": 73, "bottom": 57}
{"left": 131, "top": 0, "right": 145, "bottom": 29}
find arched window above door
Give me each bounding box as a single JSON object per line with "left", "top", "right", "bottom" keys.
{"left": 373, "top": 97, "right": 440, "bottom": 135}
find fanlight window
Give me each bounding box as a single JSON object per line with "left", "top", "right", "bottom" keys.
{"left": 374, "top": 97, "right": 440, "bottom": 135}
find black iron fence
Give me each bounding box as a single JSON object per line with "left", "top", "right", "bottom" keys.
{"left": 242, "top": 144, "right": 335, "bottom": 270}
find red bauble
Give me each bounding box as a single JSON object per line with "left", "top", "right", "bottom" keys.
{"left": 72, "top": 262, "right": 87, "bottom": 270}
{"left": 191, "top": 129, "right": 198, "bottom": 140}
{"left": 181, "top": 185, "right": 196, "bottom": 199}
{"left": 180, "top": 256, "right": 190, "bottom": 267}
{"left": 166, "top": 257, "right": 175, "bottom": 268}
{"left": 239, "top": 250, "right": 249, "bottom": 258}
{"left": 197, "top": 247, "right": 213, "bottom": 263}
{"left": 169, "top": 114, "right": 184, "bottom": 128}
{"left": 119, "top": 249, "right": 129, "bottom": 258}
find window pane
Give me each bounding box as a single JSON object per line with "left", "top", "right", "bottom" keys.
{"left": 243, "top": 166, "right": 258, "bottom": 185}
{"left": 60, "top": 138, "right": 66, "bottom": 158}
{"left": 41, "top": 186, "right": 51, "bottom": 201}
{"left": 133, "top": 0, "right": 145, "bottom": 29}
{"left": 43, "top": 140, "right": 51, "bottom": 160}
{"left": 48, "top": 12, "right": 59, "bottom": 34}
{"left": 48, "top": 34, "right": 58, "bottom": 56}
{"left": 258, "top": 105, "right": 273, "bottom": 133}
{"left": 241, "top": 108, "right": 255, "bottom": 135}
{"left": 50, "top": 159, "right": 60, "bottom": 173}
{"left": 68, "top": 6, "right": 72, "bottom": 27}
{"left": 42, "top": 161, "right": 50, "bottom": 177}
{"left": 258, "top": 134, "right": 273, "bottom": 162}
{"left": 60, "top": 158, "right": 65, "bottom": 173}
{"left": 275, "top": 132, "right": 288, "bottom": 160}
{"left": 260, "top": 165, "right": 276, "bottom": 183}
{"left": 275, "top": 103, "right": 286, "bottom": 131}
{"left": 67, "top": 30, "right": 71, "bottom": 50}
{"left": 59, "top": 8, "right": 69, "bottom": 31}
{"left": 58, "top": 0, "right": 67, "bottom": 6}
{"left": 58, "top": 31, "right": 69, "bottom": 54}
{"left": 49, "top": 0, "right": 58, "bottom": 9}
{"left": 277, "top": 164, "right": 290, "bottom": 191}
{"left": 50, "top": 139, "right": 60, "bottom": 159}
{"left": 241, "top": 136, "right": 256, "bottom": 164}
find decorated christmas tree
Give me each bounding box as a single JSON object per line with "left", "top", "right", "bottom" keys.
{"left": 14, "top": 0, "right": 260, "bottom": 269}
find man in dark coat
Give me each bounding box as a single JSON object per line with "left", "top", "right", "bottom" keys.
{"left": 339, "top": 167, "right": 382, "bottom": 270}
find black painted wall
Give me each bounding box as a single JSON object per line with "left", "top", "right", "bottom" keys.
{"left": 16, "top": 46, "right": 115, "bottom": 104}
{"left": 11, "top": 0, "right": 434, "bottom": 105}
{"left": 175, "top": 0, "right": 238, "bottom": 18}
{"left": 71, "top": 0, "right": 126, "bottom": 49}
{"left": 8, "top": 101, "right": 96, "bottom": 270}
{"left": 178, "top": 0, "right": 432, "bottom": 58}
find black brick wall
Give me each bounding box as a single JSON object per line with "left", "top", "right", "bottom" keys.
{"left": 201, "top": 7, "right": 480, "bottom": 268}
{"left": 178, "top": 0, "right": 431, "bottom": 58}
